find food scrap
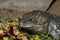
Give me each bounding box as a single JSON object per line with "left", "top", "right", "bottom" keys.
{"left": 0, "top": 16, "right": 53, "bottom": 40}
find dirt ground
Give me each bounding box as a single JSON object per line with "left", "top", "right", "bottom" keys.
{"left": 0, "top": 0, "right": 60, "bottom": 18}
{"left": 0, "top": 0, "right": 52, "bottom": 18}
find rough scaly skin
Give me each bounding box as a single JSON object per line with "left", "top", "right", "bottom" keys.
{"left": 20, "top": 10, "right": 60, "bottom": 40}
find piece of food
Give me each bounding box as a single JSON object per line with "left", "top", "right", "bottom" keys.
{"left": 0, "top": 30, "right": 4, "bottom": 33}
{"left": 35, "top": 35, "right": 41, "bottom": 40}
{"left": 30, "top": 38, "right": 34, "bottom": 40}
{"left": 3, "top": 37, "right": 9, "bottom": 40}
{"left": 0, "top": 16, "right": 53, "bottom": 40}
{"left": 0, "top": 30, "right": 4, "bottom": 36}
{"left": 11, "top": 22, "right": 18, "bottom": 26}
{"left": 9, "top": 37, "right": 14, "bottom": 40}
{"left": 9, "top": 26, "right": 14, "bottom": 35}
{"left": 0, "top": 16, "right": 3, "bottom": 22}
{"left": 44, "top": 34, "right": 48, "bottom": 39}
{"left": 46, "top": 37, "right": 53, "bottom": 40}
{"left": 22, "top": 36, "right": 28, "bottom": 40}
{"left": 13, "top": 30, "right": 20, "bottom": 36}
{"left": 1, "top": 25, "right": 8, "bottom": 30}
{"left": 6, "top": 18, "right": 13, "bottom": 22}
{"left": 14, "top": 18, "right": 19, "bottom": 22}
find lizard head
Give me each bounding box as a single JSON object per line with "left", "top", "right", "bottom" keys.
{"left": 20, "top": 10, "right": 48, "bottom": 28}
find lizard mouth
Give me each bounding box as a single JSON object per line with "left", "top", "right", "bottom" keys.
{"left": 20, "top": 22, "right": 32, "bottom": 27}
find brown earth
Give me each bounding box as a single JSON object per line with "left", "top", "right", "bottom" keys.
{"left": 0, "top": 0, "right": 60, "bottom": 18}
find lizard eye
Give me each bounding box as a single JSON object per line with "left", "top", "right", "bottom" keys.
{"left": 29, "top": 18, "right": 32, "bottom": 21}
